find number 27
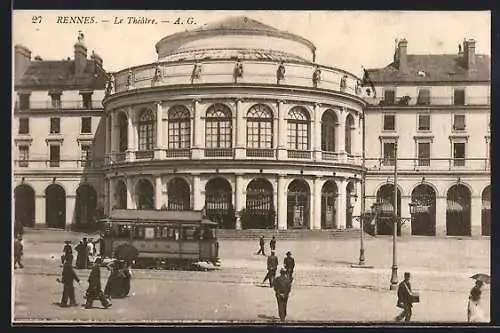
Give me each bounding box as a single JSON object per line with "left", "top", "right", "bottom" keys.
{"left": 32, "top": 16, "right": 42, "bottom": 24}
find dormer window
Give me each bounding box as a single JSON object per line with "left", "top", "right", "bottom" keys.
{"left": 454, "top": 88, "right": 465, "bottom": 105}
{"left": 417, "top": 88, "right": 430, "bottom": 105}
{"left": 384, "top": 89, "right": 396, "bottom": 105}
{"left": 19, "top": 93, "right": 30, "bottom": 110}
{"left": 50, "top": 92, "right": 62, "bottom": 108}
{"left": 81, "top": 92, "right": 93, "bottom": 109}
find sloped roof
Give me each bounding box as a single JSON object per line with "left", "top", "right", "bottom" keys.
{"left": 367, "top": 54, "right": 490, "bottom": 83}
{"left": 16, "top": 59, "right": 107, "bottom": 90}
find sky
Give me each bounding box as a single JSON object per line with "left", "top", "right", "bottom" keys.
{"left": 12, "top": 10, "right": 490, "bottom": 77}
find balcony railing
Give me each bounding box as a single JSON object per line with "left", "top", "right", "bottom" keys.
{"left": 135, "top": 150, "right": 154, "bottom": 160}
{"left": 287, "top": 150, "right": 311, "bottom": 159}
{"left": 366, "top": 96, "right": 490, "bottom": 107}
{"left": 15, "top": 100, "right": 103, "bottom": 111}
{"left": 13, "top": 159, "right": 104, "bottom": 169}
{"left": 246, "top": 149, "right": 275, "bottom": 158}
{"left": 365, "top": 157, "right": 490, "bottom": 171}
{"left": 322, "top": 151, "right": 341, "bottom": 161}
{"left": 204, "top": 148, "right": 233, "bottom": 158}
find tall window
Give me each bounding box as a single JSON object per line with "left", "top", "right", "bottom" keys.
{"left": 417, "top": 89, "right": 431, "bottom": 105}
{"left": 50, "top": 118, "right": 60, "bottom": 134}
{"left": 383, "top": 114, "right": 395, "bottom": 131}
{"left": 168, "top": 105, "right": 191, "bottom": 149}
{"left": 19, "top": 146, "right": 29, "bottom": 167}
{"left": 345, "top": 114, "right": 355, "bottom": 154}
{"left": 118, "top": 113, "right": 128, "bottom": 153}
{"left": 453, "top": 142, "right": 466, "bottom": 166}
{"left": 382, "top": 142, "right": 395, "bottom": 166}
{"left": 138, "top": 108, "right": 156, "bottom": 151}
{"left": 80, "top": 144, "right": 92, "bottom": 167}
{"left": 384, "top": 89, "right": 396, "bottom": 105}
{"left": 82, "top": 93, "right": 92, "bottom": 109}
{"left": 205, "top": 104, "right": 232, "bottom": 148}
{"left": 247, "top": 104, "right": 273, "bottom": 149}
{"left": 418, "top": 114, "right": 431, "bottom": 131}
{"left": 19, "top": 94, "right": 30, "bottom": 110}
{"left": 19, "top": 118, "right": 29, "bottom": 134}
{"left": 50, "top": 93, "right": 61, "bottom": 108}
{"left": 49, "top": 145, "right": 60, "bottom": 167}
{"left": 287, "top": 106, "right": 309, "bottom": 150}
{"left": 418, "top": 142, "right": 431, "bottom": 166}
{"left": 454, "top": 89, "right": 465, "bottom": 105}
{"left": 81, "top": 117, "right": 92, "bottom": 134}
{"left": 453, "top": 114, "right": 466, "bottom": 131}
{"left": 321, "top": 110, "right": 337, "bottom": 152}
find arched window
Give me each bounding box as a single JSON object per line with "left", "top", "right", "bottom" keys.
{"left": 205, "top": 104, "right": 232, "bottom": 148}
{"left": 287, "top": 106, "right": 309, "bottom": 150}
{"left": 247, "top": 104, "right": 273, "bottom": 149}
{"left": 168, "top": 105, "right": 191, "bottom": 149}
{"left": 345, "top": 113, "right": 355, "bottom": 154}
{"left": 118, "top": 112, "right": 128, "bottom": 153}
{"left": 321, "top": 110, "right": 337, "bottom": 152}
{"left": 138, "top": 108, "right": 155, "bottom": 151}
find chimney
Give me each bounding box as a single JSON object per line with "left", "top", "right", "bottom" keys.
{"left": 14, "top": 45, "right": 31, "bottom": 84}
{"left": 464, "top": 38, "right": 476, "bottom": 70}
{"left": 74, "top": 31, "right": 88, "bottom": 75}
{"left": 90, "top": 50, "right": 103, "bottom": 72}
{"left": 397, "top": 38, "right": 408, "bottom": 72}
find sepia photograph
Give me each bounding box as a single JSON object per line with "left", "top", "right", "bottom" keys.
{"left": 12, "top": 10, "right": 491, "bottom": 324}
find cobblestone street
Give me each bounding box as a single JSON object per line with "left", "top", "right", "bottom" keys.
{"left": 13, "top": 231, "right": 490, "bottom": 323}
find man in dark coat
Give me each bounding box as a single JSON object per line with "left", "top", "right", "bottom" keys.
{"left": 395, "top": 272, "right": 415, "bottom": 322}
{"left": 284, "top": 251, "right": 295, "bottom": 281}
{"left": 14, "top": 234, "right": 24, "bottom": 269}
{"left": 61, "top": 241, "right": 73, "bottom": 265}
{"left": 262, "top": 251, "right": 278, "bottom": 287}
{"left": 85, "top": 257, "right": 112, "bottom": 309}
{"left": 274, "top": 268, "right": 292, "bottom": 321}
{"left": 270, "top": 236, "right": 277, "bottom": 251}
{"left": 256, "top": 235, "right": 265, "bottom": 256}
{"left": 59, "top": 257, "right": 80, "bottom": 307}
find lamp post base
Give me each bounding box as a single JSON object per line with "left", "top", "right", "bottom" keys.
{"left": 390, "top": 265, "right": 398, "bottom": 290}
{"left": 351, "top": 263, "right": 374, "bottom": 269}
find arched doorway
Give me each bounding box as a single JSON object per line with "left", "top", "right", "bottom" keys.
{"left": 45, "top": 184, "right": 66, "bottom": 229}
{"left": 376, "top": 184, "right": 401, "bottom": 236}
{"left": 14, "top": 184, "right": 35, "bottom": 227}
{"left": 411, "top": 184, "right": 436, "bottom": 236}
{"left": 481, "top": 186, "right": 490, "bottom": 236}
{"left": 287, "top": 179, "right": 310, "bottom": 229}
{"left": 244, "top": 178, "right": 275, "bottom": 229}
{"left": 446, "top": 184, "right": 471, "bottom": 236}
{"left": 321, "top": 181, "right": 337, "bottom": 229}
{"left": 75, "top": 184, "right": 97, "bottom": 228}
{"left": 168, "top": 178, "right": 191, "bottom": 210}
{"left": 136, "top": 179, "right": 154, "bottom": 210}
{"left": 205, "top": 178, "right": 234, "bottom": 229}
{"left": 115, "top": 180, "right": 127, "bottom": 209}
{"left": 346, "top": 182, "right": 355, "bottom": 228}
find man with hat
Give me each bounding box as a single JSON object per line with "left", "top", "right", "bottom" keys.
{"left": 61, "top": 240, "right": 73, "bottom": 265}
{"left": 256, "top": 235, "right": 265, "bottom": 256}
{"left": 84, "top": 257, "right": 112, "bottom": 309}
{"left": 274, "top": 268, "right": 292, "bottom": 321}
{"left": 262, "top": 251, "right": 279, "bottom": 288}
{"left": 58, "top": 256, "right": 80, "bottom": 307}
{"left": 284, "top": 251, "right": 295, "bottom": 281}
{"left": 395, "top": 272, "right": 416, "bottom": 322}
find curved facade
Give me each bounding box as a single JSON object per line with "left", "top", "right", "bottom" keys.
{"left": 103, "top": 16, "right": 366, "bottom": 230}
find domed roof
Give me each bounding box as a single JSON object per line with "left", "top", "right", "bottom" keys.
{"left": 193, "top": 16, "right": 281, "bottom": 34}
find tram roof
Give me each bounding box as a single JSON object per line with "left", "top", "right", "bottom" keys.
{"left": 104, "top": 209, "right": 217, "bottom": 225}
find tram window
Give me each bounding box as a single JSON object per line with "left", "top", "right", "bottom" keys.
{"left": 134, "top": 227, "right": 145, "bottom": 239}
{"left": 202, "top": 228, "right": 215, "bottom": 240}
{"left": 160, "top": 227, "right": 179, "bottom": 240}
{"left": 115, "top": 225, "right": 131, "bottom": 238}
{"left": 144, "top": 227, "right": 155, "bottom": 239}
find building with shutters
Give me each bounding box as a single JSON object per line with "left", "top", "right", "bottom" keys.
{"left": 13, "top": 32, "right": 107, "bottom": 230}
{"left": 363, "top": 38, "right": 491, "bottom": 237}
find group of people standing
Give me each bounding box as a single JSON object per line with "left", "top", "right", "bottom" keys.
{"left": 58, "top": 238, "right": 131, "bottom": 309}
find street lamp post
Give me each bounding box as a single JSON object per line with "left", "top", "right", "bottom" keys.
{"left": 390, "top": 142, "right": 399, "bottom": 290}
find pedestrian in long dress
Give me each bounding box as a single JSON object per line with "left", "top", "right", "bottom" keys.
{"left": 256, "top": 235, "right": 265, "bottom": 255}
{"left": 467, "top": 280, "right": 486, "bottom": 322}
{"left": 75, "top": 241, "right": 88, "bottom": 269}
{"left": 274, "top": 268, "right": 292, "bottom": 321}
{"left": 262, "top": 251, "right": 278, "bottom": 287}
{"left": 59, "top": 257, "right": 80, "bottom": 307}
{"left": 85, "top": 257, "right": 112, "bottom": 309}
{"left": 14, "top": 234, "right": 24, "bottom": 269}
{"left": 395, "top": 272, "right": 416, "bottom": 322}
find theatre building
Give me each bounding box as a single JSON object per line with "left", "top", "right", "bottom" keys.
{"left": 364, "top": 38, "right": 490, "bottom": 237}
{"left": 13, "top": 33, "right": 107, "bottom": 230}
{"left": 103, "top": 16, "right": 366, "bottom": 230}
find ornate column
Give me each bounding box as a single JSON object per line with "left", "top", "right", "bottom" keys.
{"left": 105, "top": 113, "right": 111, "bottom": 160}
{"left": 107, "top": 178, "right": 114, "bottom": 214}
{"left": 155, "top": 102, "right": 165, "bottom": 159}
{"left": 126, "top": 107, "right": 135, "bottom": 162}
{"left": 277, "top": 175, "right": 287, "bottom": 230}
{"left": 35, "top": 194, "right": 45, "bottom": 226}
{"left": 435, "top": 196, "right": 447, "bottom": 236}
{"left": 277, "top": 100, "right": 287, "bottom": 160}
{"left": 235, "top": 174, "right": 244, "bottom": 230}
{"left": 336, "top": 178, "right": 346, "bottom": 229}
{"left": 471, "top": 195, "right": 482, "bottom": 236}
{"left": 126, "top": 177, "right": 135, "bottom": 209}
{"left": 336, "top": 108, "right": 346, "bottom": 162}
{"left": 235, "top": 99, "right": 246, "bottom": 159}
{"left": 66, "top": 195, "right": 76, "bottom": 229}
{"left": 313, "top": 177, "right": 322, "bottom": 229}
{"left": 192, "top": 174, "right": 204, "bottom": 210}
{"left": 400, "top": 196, "right": 411, "bottom": 236}
{"left": 155, "top": 176, "right": 163, "bottom": 209}
{"left": 313, "top": 103, "right": 322, "bottom": 161}
{"left": 191, "top": 98, "right": 203, "bottom": 159}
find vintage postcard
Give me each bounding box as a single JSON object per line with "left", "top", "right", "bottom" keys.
{"left": 12, "top": 10, "right": 491, "bottom": 324}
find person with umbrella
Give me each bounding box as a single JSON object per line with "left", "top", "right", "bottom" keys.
{"left": 468, "top": 274, "right": 489, "bottom": 322}
{"left": 57, "top": 256, "right": 80, "bottom": 307}
{"left": 84, "top": 257, "right": 112, "bottom": 309}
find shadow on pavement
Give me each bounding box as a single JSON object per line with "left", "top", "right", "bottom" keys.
{"left": 257, "top": 314, "right": 279, "bottom": 322}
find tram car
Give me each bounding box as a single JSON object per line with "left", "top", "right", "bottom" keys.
{"left": 99, "top": 209, "right": 220, "bottom": 269}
